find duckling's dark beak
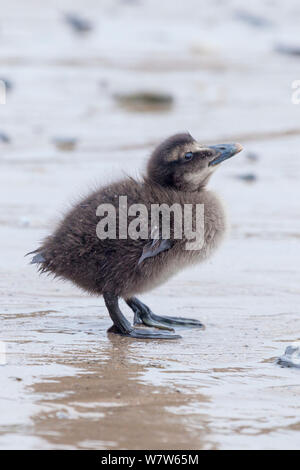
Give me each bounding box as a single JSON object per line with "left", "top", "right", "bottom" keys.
{"left": 208, "top": 143, "right": 243, "bottom": 166}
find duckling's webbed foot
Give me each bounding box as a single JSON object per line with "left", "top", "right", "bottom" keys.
{"left": 104, "top": 293, "right": 180, "bottom": 340}
{"left": 126, "top": 297, "right": 204, "bottom": 330}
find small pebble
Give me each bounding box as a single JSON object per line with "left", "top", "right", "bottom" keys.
{"left": 0, "top": 132, "right": 10, "bottom": 143}
{"left": 246, "top": 152, "right": 259, "bottom": 162}
{"left": 64, "top": 13, "right": 93, "bottom": 33}
{"left": 275, "top": 43, "right": 300, "bottom": 57}
{"left": 277, "top": 344, "right": 300, "bottom": 368}
{"left": 52, "top": 137, "right": 78, "bottom": 151}
{"left": 234, "top": 10, "right": 272, "bottom": 28}
{"left": 114, "top": 91, "right": 174, "bottom": 112}
{"left": 235, "top": 173, "right": 257, "bottom": 183}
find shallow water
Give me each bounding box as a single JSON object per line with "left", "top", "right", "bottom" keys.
{"left": 1, "top": 0, "right": 300, "bottom": 450}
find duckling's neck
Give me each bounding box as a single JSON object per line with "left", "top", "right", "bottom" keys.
{"left": 145, "top": 176, "right": 209, "bottom": 194}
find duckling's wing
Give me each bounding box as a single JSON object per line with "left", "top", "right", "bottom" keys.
{"left": 138, "top": 238, "right": 173, "bottom": 265}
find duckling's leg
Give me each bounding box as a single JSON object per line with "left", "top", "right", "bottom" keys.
{"left": 103, "top": 293, "right": 181, "bottom": 340}
{"left": 126, "top": 297, "right": 204, "bottom": 330}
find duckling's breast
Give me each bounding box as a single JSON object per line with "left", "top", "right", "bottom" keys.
{"left": 176, "top": 188, "right": 228, "bottom": 265}
{"left": 196, "top": 189, "right": 228, "bottom": 259}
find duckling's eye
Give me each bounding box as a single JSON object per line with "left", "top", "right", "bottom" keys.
{"left": 184, "top": 152, "right": 193, "bottom": 161}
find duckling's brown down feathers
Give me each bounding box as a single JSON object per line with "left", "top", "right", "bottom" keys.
{"left": 34, "top": 177, "right": 226, "bottom": 298}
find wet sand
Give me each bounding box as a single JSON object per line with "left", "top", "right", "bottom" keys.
{"left": 1, "top": 0, "right": 300, "bottom": 450}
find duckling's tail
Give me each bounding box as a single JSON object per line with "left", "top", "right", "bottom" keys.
{"left": 25, "top": 250, "right": 46, "bottom": 264}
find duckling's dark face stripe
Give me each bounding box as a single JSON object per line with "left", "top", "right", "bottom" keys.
{"left": 165, "top": 142, "right": 213, "bottom": 163}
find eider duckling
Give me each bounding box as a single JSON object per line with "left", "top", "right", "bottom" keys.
{"left": 29, "top": 133, "right": 243, "bottom": 340}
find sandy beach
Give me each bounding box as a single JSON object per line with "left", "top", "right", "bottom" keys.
{"left": 1, "top": 0, "right": 300, "bottom": 450}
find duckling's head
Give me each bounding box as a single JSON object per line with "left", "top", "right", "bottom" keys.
{"left": 147, "top": 133, "right": 243, "bottom": 191}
